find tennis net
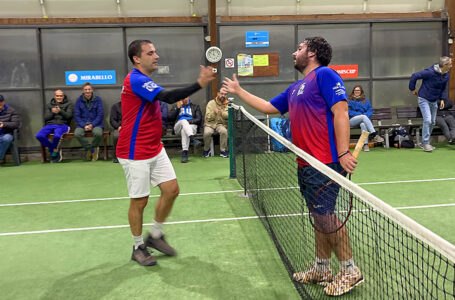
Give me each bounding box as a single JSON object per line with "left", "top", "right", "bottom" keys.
{"left": 229, "top": 103, "right": 455, "bottom": 299}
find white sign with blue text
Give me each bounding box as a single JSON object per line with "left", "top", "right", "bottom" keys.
{"left": 65, "top": 70, "right": 116, "bottom": 85}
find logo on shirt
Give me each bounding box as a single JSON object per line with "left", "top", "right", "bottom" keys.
{"left": 332, "top": 82, "right": 346, "bottom": 96}
{"left": 297, "top": 82, "right": 306, "bottom": 96}
{"left": 142, "top": 81, "right": 159, "bottom": 92}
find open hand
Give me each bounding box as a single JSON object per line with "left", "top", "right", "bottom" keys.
{"left": 197, "top": 66, "right": 216, "bottom": 88}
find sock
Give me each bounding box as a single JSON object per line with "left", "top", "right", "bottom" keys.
{"left": 340, "top": 258, "right": 356, "bottom": 273}
{"left": 315, "top": 257, "right": 331, "bottom": 273}
{"left": 150, "top": 220, "right": 164, "bottom": 239}
{"left": 370, "top": 132, "right": 377, "bottom": 138}
{"left": 133, "top": 235, "right": 144, "bottom": 250}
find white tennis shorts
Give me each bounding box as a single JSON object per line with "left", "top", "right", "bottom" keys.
{"left": 118, "top": 148, "right": 177, "bottom": 198}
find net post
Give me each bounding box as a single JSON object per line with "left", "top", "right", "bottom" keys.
{"left": 240, "top": 110, "right": 247, "bottom": 196}
{"left": 228, "top": 100, "right": 236, "bottom": 179}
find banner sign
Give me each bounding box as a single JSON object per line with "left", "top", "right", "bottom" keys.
{"left": 65, "top": 70, "right": 116, "bottom": 85}
{"left": 328, "top": 65, "right": 358, "bottom": 78}
{"left": 246, "top": 31, "right": 269, "bottom": 48}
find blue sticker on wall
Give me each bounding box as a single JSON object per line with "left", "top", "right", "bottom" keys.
{"left": 65, "top": 70, "right": 116, "bottom": 85}
{"left": 246, "top": 31, "right": 269, "bottom": 48}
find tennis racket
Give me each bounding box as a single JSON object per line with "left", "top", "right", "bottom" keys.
{"left": 308, "top": 130, "right": 369, "bottom": 234}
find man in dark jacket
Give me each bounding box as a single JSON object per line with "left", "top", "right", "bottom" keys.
{"left": 109, "top": 101, "right": 121, "bottom": 163}
{"left": 436, "top": 98, "right": 455, "bottom": 144}
{"left": 74, "top": 82, "right": 104, "bottom": 161}
{"left": 36, "top": 89, "right": 72, "bottom": 163}
{"left": 409, "top": 56, "right": 452, "bottom": 152}
{"left": 168, "top": 96, "right": 202, "bottom": 163}
{"left": 0, "top": 95, "right": 21, "bottom": 161}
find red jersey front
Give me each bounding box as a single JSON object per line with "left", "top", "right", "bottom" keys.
{"left": 117, "top": 68, "right": 164, "bottom": 160}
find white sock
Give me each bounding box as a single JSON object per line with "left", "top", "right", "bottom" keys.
{"left": 150, "top": 220, "right": 164, "bottom": 239}
{"left": 315, "top": 257, "right": 331, "bottom": 272}
{"left": 133, "top": 235, "right": 144, "bottom": 250}
{"left": 340, "top": 258, "right": 356, "bottom": 273}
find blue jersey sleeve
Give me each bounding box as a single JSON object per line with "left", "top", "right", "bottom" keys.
{"left": 270, "top": 85, "right": 292, "bottom": 115}
{"left": 316, "top": 67, "right": 347, "bottom": 108}
{"left": 130, "top": 70, "right": 164, "bottom": 103}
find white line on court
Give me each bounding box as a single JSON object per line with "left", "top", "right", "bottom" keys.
{"left": 0, "top": 202, "right": 454, "bottom": 237}
{"left": 1, "top": 177, "right": 454, "bottom": 207}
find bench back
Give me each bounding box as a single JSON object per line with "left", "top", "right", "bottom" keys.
{"left": 396, "top": 106, "right": 422, "bottom": 119}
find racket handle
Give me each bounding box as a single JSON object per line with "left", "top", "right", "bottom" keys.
{"left": 352, "top": 130, "right": 370, "bottom": 158}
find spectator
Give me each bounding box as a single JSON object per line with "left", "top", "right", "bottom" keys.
{"left": 110, "top": 101, "right": 122, "bottom": 163}
{"left": 347, "top": 85, "right": 384, "bottom": 152}
{"left": 203, "top": 88, "right": 229, "bottom": 158}
{"left": 160, "top": 101, "right": 168, "bottom": 137}
{"left": 35, "top": 90, "right": 72, "bottom": 163}
{"left": 436, "top": 98, "right": 455, "bottom": 144}
{"left": 0, "top": 95, "right": 21, "bottom": 162}
{"left": 168, "top": 97, "right": 202, "bottom": 163}
{"left": 409, "top": 56, "right": 452, "bottom": 152}
{"left": 74, "top": 82, "right": 104, "bottom": 161}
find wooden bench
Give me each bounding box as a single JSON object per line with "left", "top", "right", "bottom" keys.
{"left": 370, "top": 107, "right": 400, "bottom": 148}
{"left": 40, "top": 131, "right": 109, "bottom": 163}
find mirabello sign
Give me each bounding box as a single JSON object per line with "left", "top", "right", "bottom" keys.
{"left": 329, "top": 65, "right": 358, "bottom": 78}
{"left": 65, "top": 70, "right": 116, "bottom": 85}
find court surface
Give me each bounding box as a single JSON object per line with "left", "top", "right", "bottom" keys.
{"left": 0, "top": 142, "right": 454, "bottom": 299}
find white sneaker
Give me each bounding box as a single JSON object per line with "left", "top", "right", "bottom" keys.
{"left": 373, "top": 135, "right": 384, "bottom": 143}
{"left": 324, "top": 267, "right": 364, "bottom": 296}
{"left": 422, "top": 144, "right": 433, "bottom": 152}
{"left": 363, "top": 144, "right": 370, "bottom": 152}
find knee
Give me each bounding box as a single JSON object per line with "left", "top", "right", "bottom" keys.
{"left": 3, "top": 134, "right": 13, "bottom": 142}
{"left": 74, "top": 128, "right": 84, "bottom": 137}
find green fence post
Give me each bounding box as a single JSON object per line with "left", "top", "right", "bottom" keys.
{"left": 228, "top": 103, "right": 236, "bottom": 179}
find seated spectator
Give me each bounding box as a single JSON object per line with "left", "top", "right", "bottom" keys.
{"left": 35, "top": 90, "right": 72, "bottom": 163}
{"left": 0, "top": 95, "right": 21, "bottom": 163}
{"left": 436, "top": 98, "right": 455, "bottom": 144}
{"left": 160, "top": 101, "right": 168, "bottom": 137}
{"left": 203, "top": 88, "right": 229, "bottom": 158}
{"left": 168, "top": 96, "right": 202, "bottom": 163}
{"left": 109, "top": 101, "right": 122, "bottom": 163}
{"left": 348, "top": 85, "right": 384, "bottom": 152}
{"left": 74, "top": 82, "right": 104, "bottom": 161}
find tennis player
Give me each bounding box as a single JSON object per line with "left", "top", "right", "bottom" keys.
{"left": 223, "top": 37, "right": 364, "bottom": 296}
{"left": 117, "top": 40, "right": 215, "bottom": 266}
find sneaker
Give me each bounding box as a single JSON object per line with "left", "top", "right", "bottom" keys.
{"left": 131, "top": 244, "right": 157, "bottom": 266}
{"left": 92, "top": 147, "right": 99, "bottom": 161}
{"left": 362, "top": 144, "right": 370, "bottom": 152}
{"left": 145, "top": 233, "right": 177, "bottom": 256}
{"left": 373, "top": 135, "right": 384, "bottom": 143}
{"left": 422, "top": 144, "right": 433, "bottom": 152}
{"left": 181, "top": 151, "right": 189, "bottom": 163}
{"left": 50, "top": 153, "right": 59, "bottom": 163}
{"left": 220, "top": 150, "right": 229, "bottom": 158}
{"left": 324, "top": 267, "right": 364, "bottom": 296}
{"left": 293, "top": 264, "right": 333, "bottom": 286}
{"left": 113, "top": 158, "right": 119, "bottom": 163}
{"left": 430, "top": 144, "right": 436, "bottom": 150}
{"left": 450, "top": 140, "right": 455, "bottom": 145}
{"left": 85, "top": 150, "right": 92, "bottom": 161}
{"left": 192, "top": 138, "right": 202, "bottom": 146}
{"left": 203, "top": 150, "right": 210, "bottom": 158}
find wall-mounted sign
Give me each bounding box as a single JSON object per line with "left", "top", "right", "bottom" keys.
{"left": 65, "top": 70, "right": 116, "bottom": 85}
{"left": 225, "top": 58, "right": 235, "bottom": 68}
{"left": 246, "top": 31, "right": 269, "bottom": 48}
{"left": 328, "top": 65, "right": 358, "bottom": 78}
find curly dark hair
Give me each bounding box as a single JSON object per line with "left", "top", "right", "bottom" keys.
{"left": 128, "top": 39, "right": 152, "bottom": 64}
{"left": 303, "top": 36, "right": 332, "bottom": 66}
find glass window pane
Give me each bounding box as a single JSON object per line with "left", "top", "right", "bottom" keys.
{"left": 219, "top": 25, "right": 296, "bottom": 82}
{"left": 298, "top": 24, "right": 370, "bottom": 78}
{"left": 41, "top": 28, "right": 125, "bottom": 88}
{"left": 372, "top": 79, "right": 419, "bottom": 108}
{"left": 0, "top": 29, "right": 40, "bottom": 88}
{"left": 126, "top": 27, "right": 205, "bottom": 84}
{"left": 372, "top": 22, "right": 442, "bottom": 77}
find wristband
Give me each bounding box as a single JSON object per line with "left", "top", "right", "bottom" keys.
{"left": 337, "top": 150, "right": 350, "bottom": 159}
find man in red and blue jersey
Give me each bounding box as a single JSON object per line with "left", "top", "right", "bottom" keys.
{"left": 118, "top": 39, "right": 215, "bottom": 266}
{"left": 223, "top": 37, "right": 363, "bottom": 296}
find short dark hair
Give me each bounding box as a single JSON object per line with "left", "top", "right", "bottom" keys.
{"left": 82, "top": 82, "right": 92, "bottom": 89}
{"left": 303, "top": 36, "right": 332, "bottom": 66}
{"left": 128, "top": 39, "right": 152, "bottom": 64}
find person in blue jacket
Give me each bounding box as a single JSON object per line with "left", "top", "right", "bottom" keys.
{"left": 409, "top": 56, "right": 452, "bottom": 152}
{"left": 74, "top": 82, "right": 104, "bottom": 161}
{"left": 348, "top": 85, "right": 384, "bottom": 152}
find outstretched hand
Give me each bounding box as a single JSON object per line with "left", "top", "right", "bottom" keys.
{"left": 197, "top": 66, "right": 216, "bottom": 88}
{"left": 222, "top": 74, "right": 241, "bottom": 95}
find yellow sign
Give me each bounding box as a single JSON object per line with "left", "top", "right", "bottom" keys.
{"left": 253, "top": 55, "right": 269, "bottom": 67}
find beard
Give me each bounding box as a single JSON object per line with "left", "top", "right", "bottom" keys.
{"left": 294, "top": 51, "right": 309, "bottom": 73}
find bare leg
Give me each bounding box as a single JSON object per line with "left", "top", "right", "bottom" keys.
{"left": 155, "top": 179, "right": 180, "bottom": 222}
{"left": 128, "top": 196, "right": 148, "bottom": 236}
